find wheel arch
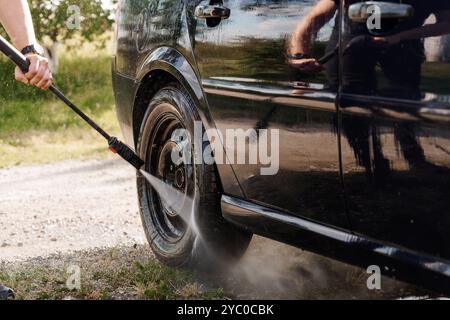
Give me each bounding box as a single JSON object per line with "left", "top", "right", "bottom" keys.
{"left": 132, "top": 46, "right": 211, "bottom": 147}
{"left": 131, "top": 46, "right": 246, "bottom": 198}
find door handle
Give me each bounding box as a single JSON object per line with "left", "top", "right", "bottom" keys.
{"left": 194, "top": 4, "right": 230, "bottom": 20}
{"left": 348, "top": 1, "right": 414, "bottom": 23}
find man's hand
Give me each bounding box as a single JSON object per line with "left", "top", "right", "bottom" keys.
{"left": 0, "top": 0, "right": 51, "bottom": 89}
{"left": 15, "top": 53, "right": 53, "bottom": 90}
{"left": 289, "top": 58, "right": 322, "bottom": 74}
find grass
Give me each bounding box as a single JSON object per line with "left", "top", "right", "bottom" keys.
{"left": 0, "top": 239, "right": 434, "bottom": 300}
{"left": 0, "top": 52, "right": 120, "bottom": 168}
{"left": 0, "top": 246, "right": 224, "bottom": 300}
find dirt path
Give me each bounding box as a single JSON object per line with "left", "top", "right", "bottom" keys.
{"left": 0, "top": 159, "right": 146, "bottom": 260}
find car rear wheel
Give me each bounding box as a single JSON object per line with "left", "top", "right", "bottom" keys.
{"left": 136, "top": 82, "right": 252, "bottom": 267}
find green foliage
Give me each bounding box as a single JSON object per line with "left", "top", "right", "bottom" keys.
{"left": 32, "top": 0, "right": 114, "bottom": 43}
{"left": 0, "top": 55, "right": 113, "bottom": 137}
{"left": 1, "top": 0, "right": 115, "bottom": 46}
{"left": 0, "top": 46, "right": 119, "bottom": 167}
{"left": 237, "top": 37, "right": 287, "bottom": 80}
{"left": 196, "top": 36, "right": 329, "bottom": 82}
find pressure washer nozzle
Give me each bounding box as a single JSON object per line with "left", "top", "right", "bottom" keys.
{"left": 108, "top": 137, "right": 144, "bottom": 170}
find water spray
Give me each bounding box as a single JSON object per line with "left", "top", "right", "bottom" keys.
{"left": 0, "top": 35, "right": 144, "bottom": 170}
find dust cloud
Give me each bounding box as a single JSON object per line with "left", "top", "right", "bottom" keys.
{"left": 197, "top": 236, "right": 426, "bottom": 299}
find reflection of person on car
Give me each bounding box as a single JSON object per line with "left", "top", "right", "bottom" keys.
{"left": 288, "top": 0, "right": 450, "bottom": 182}
{"left": 338, "top": 0, "right": 450, "bottom": 98}
{"left": 289, "top": 0, "right": 450, "bottom": 92}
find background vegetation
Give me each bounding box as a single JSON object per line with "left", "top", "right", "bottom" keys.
{"left": 0, "top": 45, "right": 119, "bottom": 167}
{"left": 0, "top": 0, "right": 118, "bottom": 167}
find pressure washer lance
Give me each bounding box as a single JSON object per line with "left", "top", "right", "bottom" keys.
{"left": 0, "top": 35, "right": 144, "bottom": 170}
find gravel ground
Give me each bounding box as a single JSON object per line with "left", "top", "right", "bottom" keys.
{"left": 0, "top": 159, "right": 438, "bottom": 299}
{"left": 0, "top": 159, "right": 146, "bottom": 261}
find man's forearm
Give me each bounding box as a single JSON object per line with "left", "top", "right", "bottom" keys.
{"left": 0, "top": 0, "right": 36, "bottom": 49}
{"left": 0, "top": 0, "right": 52, "bottom": 90}
{"left": 290, "top": 0, "right": 337, "bottom": 54}
{"left": 388, "top": 22, "right": 450, "bottom": 46}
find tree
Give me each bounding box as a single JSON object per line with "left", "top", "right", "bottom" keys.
{"left": 30, "top": 0, "right": 114, "bottom": 45}
{"left": 2, "top": 0, "right": 116, "bottom": 72}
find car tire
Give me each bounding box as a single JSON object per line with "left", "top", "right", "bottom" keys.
{"left": 136, "top": 82, "right": 252, "bottom": 268}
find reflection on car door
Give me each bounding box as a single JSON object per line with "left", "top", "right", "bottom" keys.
{"left": 190, "top": 0, "right": 350, "bottom": 229}
{"left": 339, "top": 0, "right": 450, "bottom": 260}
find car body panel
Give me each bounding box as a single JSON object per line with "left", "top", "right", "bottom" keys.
{"left": 112, "top": 60, "right": 138, "bottom": 147}
{"left": 190, "top": 0, "right": 349, "bottom": 229}
{"left": 338, "top": 1, "right": 450, "bottom": 261}
{"left": 113, "top": 0, "right": 245, "bottom": 196}
{"left": 112, "top": 0, "right": 450, "bottom": 294}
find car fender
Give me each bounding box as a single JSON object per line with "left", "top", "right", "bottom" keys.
{"left": 135, "top": 46, "right": 212, "bottom": 128}
{"left": 134, "top": 46, "right": 245, "bottom": 198}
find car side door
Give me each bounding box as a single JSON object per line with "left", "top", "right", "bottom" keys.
{"left": 339, "top": 0, "right": 450, "bottom": 260}
{"left": 189, "top": 0, "right": 350, "bottom": 229}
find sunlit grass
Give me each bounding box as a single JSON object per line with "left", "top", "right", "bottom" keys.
{"left": 0, "top": 51, "right": 119, "bottom": 167}
{"left": 0, "top": 109, "right": 120, "bottom": 168}
{"left": 0, "top": 246, "right": 224, "bottom": 300}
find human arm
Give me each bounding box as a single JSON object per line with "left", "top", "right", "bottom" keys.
{"left": 374, "top": 10, "right": 450, "bottom": 47}
{"left": 288, "top": 0, "right": 337, "bottom": 73}
{"left": 0, "top": 0, "right": 52, "bottom": 89}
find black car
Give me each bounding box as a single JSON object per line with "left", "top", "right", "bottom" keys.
{"left": 112, "top": 0, "right": 450, "bottom": 295}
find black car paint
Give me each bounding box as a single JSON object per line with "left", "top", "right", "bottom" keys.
{"left": 190, "top": 0, "right": 348, "bottom": 230}
{"left": 112, "top": 0, "right": 450, "bottom": 294}
{"left": 113, "top": 0, "right": 246, "bottom": 196}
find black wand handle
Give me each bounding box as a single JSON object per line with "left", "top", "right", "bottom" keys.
{"left": 0, "top": 34, "right": 31, "bottom": 72}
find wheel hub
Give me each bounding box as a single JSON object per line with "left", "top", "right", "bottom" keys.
{"left": 157, "top": 140, "right": 187, "bottom": 218}
{"left": 174, "top": 167, "right": 185, "bottom": 189}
